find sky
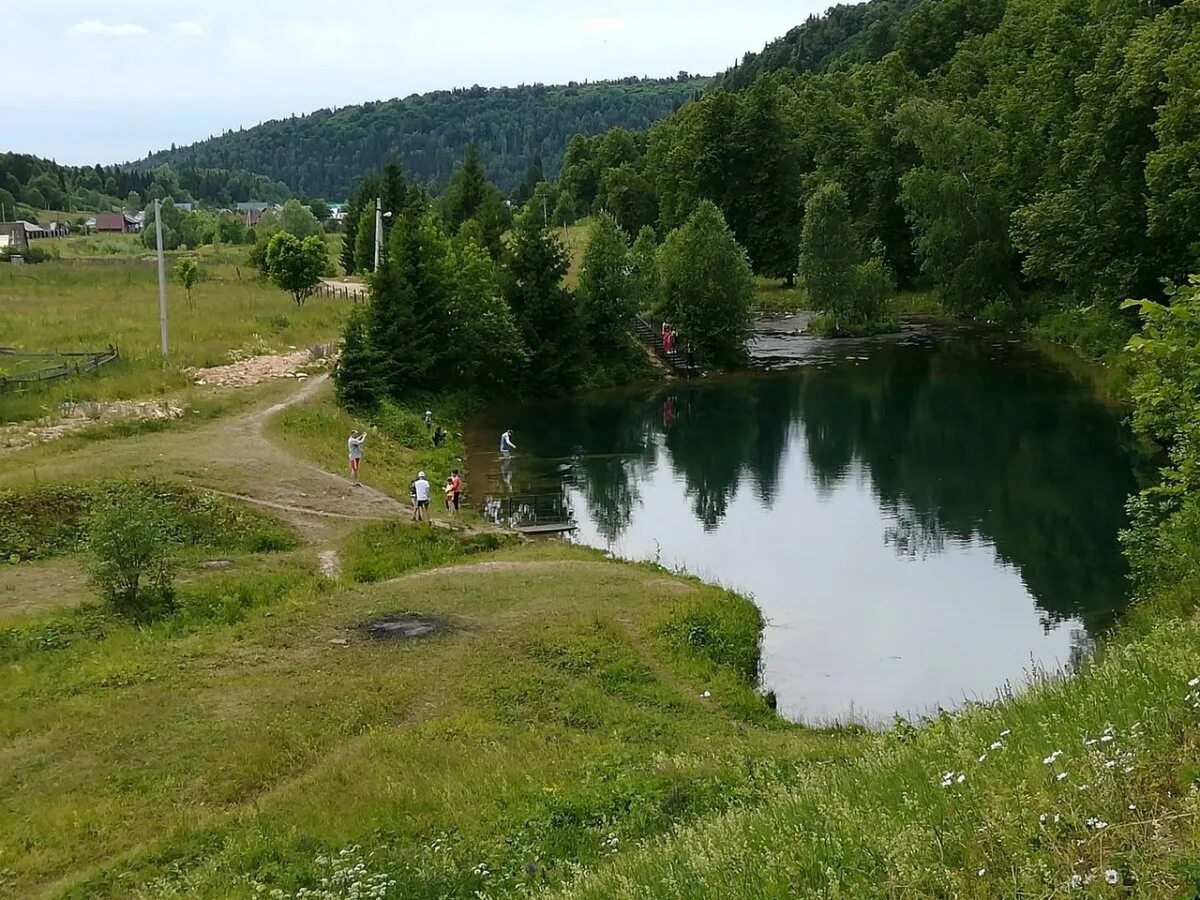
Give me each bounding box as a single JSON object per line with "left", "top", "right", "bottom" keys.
{"left": 3, "top": 1, "right": 850, "bottom": 166}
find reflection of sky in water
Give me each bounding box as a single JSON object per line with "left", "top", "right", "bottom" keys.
{"left": 566, "top": 438, "right": 1077, "bottom": 724}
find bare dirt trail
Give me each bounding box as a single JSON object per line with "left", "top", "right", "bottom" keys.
{"left": 203, "top": 373, "right": 406, "bottom": 537}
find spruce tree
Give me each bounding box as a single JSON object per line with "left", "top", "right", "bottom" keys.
{"left": 501, "top": 207, "right": 586, "bottom": 393}
{"left": 446, "top": 144, "right": 489, "bottom": 231}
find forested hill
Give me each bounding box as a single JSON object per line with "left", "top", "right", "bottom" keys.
{"left": 714, "top": 0, "right": 925, "bottom": 90}
{"left": 135, "top": 76, "right": 709, "bottom": 200}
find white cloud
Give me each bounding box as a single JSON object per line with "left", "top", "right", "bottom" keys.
{"left": 582, "top": 17, "right": 628, "bottom": 33}
{"left": 172, "top": 21, "right": 208, "bottom": 38}
{"left": 69, "top": 20, "right": 149, "bottom": 38}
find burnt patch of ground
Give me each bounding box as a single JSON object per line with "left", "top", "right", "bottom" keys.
{"left": 358, "top": 613, "right": 451, "bottom": 642}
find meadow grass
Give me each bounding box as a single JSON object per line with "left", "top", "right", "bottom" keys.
{"left": 555, "top": 614, "right": 1200, "bottom": 897}
{"left": 0, "top": 255, "right": 349, "bottom": 422}
{"left": 0, "top": 528, "right": 854, "bottom": 899}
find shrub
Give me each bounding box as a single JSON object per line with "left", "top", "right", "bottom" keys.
{"left": 87, "top": 485, "right": 180, "bottom": 621}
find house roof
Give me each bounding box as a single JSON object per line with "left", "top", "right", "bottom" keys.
{"left": 237, "top": 201, "right": 270, "bottom": 212}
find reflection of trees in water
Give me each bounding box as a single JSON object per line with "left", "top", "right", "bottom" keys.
{"left": 882, "top": 502, "right": 947, "bottom": 560}
{"left": 793, "top": 341, "right": 1141, "bottom": 633}
{"left": 509, "top": 338, "right": 1140, "bottom": 635}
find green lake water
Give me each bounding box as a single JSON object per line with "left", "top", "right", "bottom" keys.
{"left": 466, "top": 322, "right": 1146, "bottom": 723}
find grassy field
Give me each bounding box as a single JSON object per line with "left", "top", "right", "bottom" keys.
{"left": 0, "top": 254, "right": 349, "bottom": 422}
{"left": 0, "top": 511, "right": 851, "bottom": 897}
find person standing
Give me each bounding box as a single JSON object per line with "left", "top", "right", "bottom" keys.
{"left": 433, "top": 425, "right": 446, "bottom": 447}
{"left": 413, "top": 471, "right": 432, "bottom": 522}
{"left": 450, "top": 469, "right": 463, "bottom": 515}
{"left": 424, "top": 410, "right": 433, "bottom": 431}
{"left": 347, "top": 431, "right": 367, "bottom": 485}
{"left": 500, "top": 429, "right": 517, "bottom": 455}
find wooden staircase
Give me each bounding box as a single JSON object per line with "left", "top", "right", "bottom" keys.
{"left": 634, "top": 316, "right": 697, "bottom": 373}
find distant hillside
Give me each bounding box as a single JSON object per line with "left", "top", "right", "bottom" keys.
{"left": 136, "top": 76, "right": 709, "bottom": 200}
{"left": 714, "top": 0, "right": 926, "bottom": 90}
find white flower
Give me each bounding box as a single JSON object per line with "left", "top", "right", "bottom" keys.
{"left": 1077, "top": 784, "right": 1089, "bottom": 792}
{"left": 701, "top": 690, "right": 711, "bottom": 698}
{"left": 1069, "top": 874, "right": 1083, "bottom": 889}
{"left": 1057, "top": 772, "right": 1069, "bottom": 781}
{"left": 977, "top": 868, "right": 987, "bottom": 877}
{"left": 1105, "top": 869, "right": 1120, "bottom": 885}
{"left": 1084, "top": 738, "right": 1098, "bottom": 747}
{"left": 1000, "top": 729, "right": 1011, "bottom": 737}
{"left": 1105, "top": 760, "right": 1116, "bottom": 769}
{"left": 990, "top": 741, "right": 1003, "bottom": 750}
{"left": 957, "top": 773, "right": 966, "bottom": 784}
{"left": 978, "top": 753, "right": 988, "bottom": 763}
{"left": 1129, "top": 804, "right": 1137, "bottom": 811}
{"left": 1101, "top": 735, "right": 1114, "bottom": 743}
{"left": 1188, "top": 676, "right": 1199, "bottom": 687}
{"left": 1085, "top": 817, "right": 1109, "bottom": 830}
{"left": 1039, "top": 813, "right": 1048, "bottom": 824}
{"left": 1044, "top": 751, "right": 1063, "bottom": 765}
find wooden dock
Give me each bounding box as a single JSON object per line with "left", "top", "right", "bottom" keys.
{"left": 515, "top": 522, "right": 578, "bottom": 536}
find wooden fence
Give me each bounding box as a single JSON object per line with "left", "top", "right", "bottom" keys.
{"left": 0, "top": 346, "right": 120, "bottom": 391}
{"left": 314, "top": 282, "right": 368, "bottom": 302}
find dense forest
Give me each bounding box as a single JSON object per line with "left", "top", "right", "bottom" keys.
{"left": 0, "top": 152, "right": 290, "bottom": 220}
{"left": 559, "top": 0, "right": 1200, "bottom": 348}
{"left": 714, "top": 0, "right": 925, "bottom": 90}
{"left": 135, "top": 77, "right": 709, "bottom": 200}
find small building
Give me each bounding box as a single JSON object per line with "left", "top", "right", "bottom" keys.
{"left": 175, "top": 202, "right": 195, "bottom": 213}
{"left": 95, "top": 212, "right": 140, "bottom": 233}
{"left": 0, "top": 222, "right": 29, "bottom": 251}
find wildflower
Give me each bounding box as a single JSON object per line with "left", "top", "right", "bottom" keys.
{"left": 957, "top": 773, "right": 966, "bottom": 784}
{"left": 1044, "top": 751, "right": 1063, "bottom": 765}
{"left": 1124, "top": 766, "right": 1134, "bottom": 774}
{"left": 978, "top": 868, "right": 987, "bottom": 877}
{"left": 1039, "top": 813, "right": 1048, "bottom": 824}
{"left": 1105, "top": 869, "right": 1120, "bottom": 885}
{"left": 1104, "top": 760, "right": 1116, "bottom": 769}
{"left": 1101, "top": 735, "right": 1114, "bottom": 743}
{"left": 978, "top": 753, "right": 987, "bottom": 763}
{"left": 1188, "top": 676, "right": 1199, "bottom": 688}
{"left": 1069, "top": 874, "right": 1084, "bottom": 889}
{"left": 1057, "top": 772, "right": 1069, "bottom": 781}
{"left": 1084, "top": 738, "right": 1098, "bottom": 747}
{"left": 701, "top": 690, "right": 711, "bottom": 698}
{"left": 1129, "top": 804, "right": 1137, "bottom": 811}
{"left": 1000, "top": 729, "right": 1011, "bottom": 737}
{"left": 1085, "top": 817, "right": 1108, "bottom": 830}
{"left": 990, "top": 741, "right": 1003, "bottom": 750}
{"left": 1077, "top": 784, "right": 1089, "bottom": 792}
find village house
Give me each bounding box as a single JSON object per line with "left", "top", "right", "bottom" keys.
{"left": 94, "top": 212, "right": 141, "bottom": 233}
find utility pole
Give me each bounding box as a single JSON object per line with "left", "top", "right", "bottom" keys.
{"left": 374, "top": 196, "right": 383, "bottom": 272}
{"left": 155, "top": 199, "right": 169, "bottom": 357}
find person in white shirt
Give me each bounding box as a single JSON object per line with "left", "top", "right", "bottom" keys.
{"left": 413, "top": 471, "right": 432, "bottom": 522}
{"left": 500, "top": 429, "right": 517, "bottom": 454}
{"left": 347, "top": 431, "right": 367, "bottom": 485}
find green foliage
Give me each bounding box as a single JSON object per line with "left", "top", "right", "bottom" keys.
{"left": 502, "top": 206, "right": 587, "bottom": 393}
{"left": 86, "top": 485, "right": 180, "bottom": 622}
{"left": 660, "top": 589, "right": 763, "bottom": 684}
{"left": 1122, "top": 277, "right": 1200, "bottom": 600}
{"left": 334, "top": 304, "right": 378, "bottom": 412}
{"left": 0, "top": 244, "right": 56, "bottom": 264}
{"left": 174, "top": 258, "right": 199, "bottom": 306}
{"left": 629, "top": 226, "right": 661, "bottom": 314}
{"left": 259, "top": 198, "right": 322, "bottom": 239}
{"left": 0, "top": 483, "right": 298, "bottom": 565}
{"left": 657, "top": 201, "right": 754, "bottom": 368}
{"left": 577, "top": 213, "right": 636, "bottom": 360}
{"left": 265, "top": 232, "right": 328, "bottom": 305}
{"left": 799, "top": 181, "right": 895, "bottom": 335}
{"left": 446, "top": 231, "right": 528, "bottom": 392}
{"left": 138, "top": 77, "right": 711, "bottom": 199}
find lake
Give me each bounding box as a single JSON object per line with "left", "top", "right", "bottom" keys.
{"left": 466, "top": 321, "right": 1145, "bottom": 723}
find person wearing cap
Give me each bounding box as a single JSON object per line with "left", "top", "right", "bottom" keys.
{"left": 413, "top": 471, "right": 432, "bottom": 522}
